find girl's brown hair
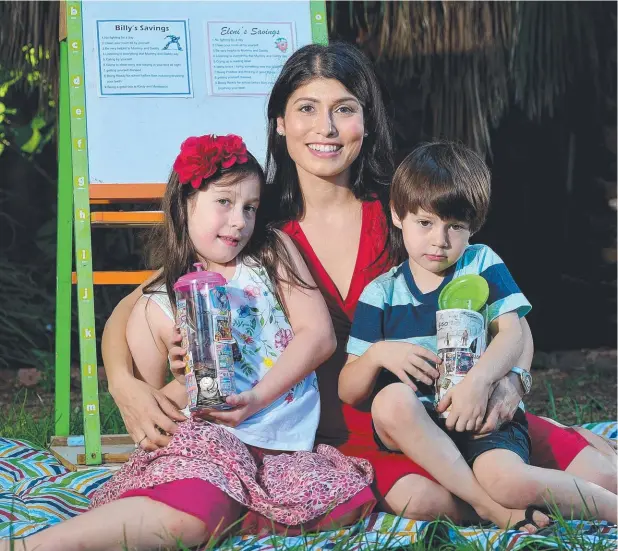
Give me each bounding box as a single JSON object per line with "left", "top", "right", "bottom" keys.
{"left": 144, "top": 151, "right": 312, "bottom": 314}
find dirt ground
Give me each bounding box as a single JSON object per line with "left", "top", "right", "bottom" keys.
{"left": 0, "top": 349, "right": 616, "bottom": 430}
{"left": 525, "top": 349, "right": 617, "bottom": 425}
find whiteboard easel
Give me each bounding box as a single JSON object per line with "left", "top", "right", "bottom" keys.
{"left": 55, "top": 0, "right": 327, "bottom": 466}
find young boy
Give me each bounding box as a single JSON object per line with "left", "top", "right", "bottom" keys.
{"left": 339, "top": 142, "right": 617, "bottom": 532}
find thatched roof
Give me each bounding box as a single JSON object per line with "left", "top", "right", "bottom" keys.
{"left": 0, "top": 1, "right": 613, "bottom": 154}
{"left": 331, "top": 1, "right": 614, "bottom": 154}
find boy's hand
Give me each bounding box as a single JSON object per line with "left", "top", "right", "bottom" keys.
{"left": 437, "top": 374, "right": 493, "bottom": 432}
{"left": 376, "top": 341, "right": 441, "bottom": 391}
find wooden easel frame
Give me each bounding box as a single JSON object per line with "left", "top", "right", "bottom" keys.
{"left": 54, "top": 0, "right": 328, "bottom": 467}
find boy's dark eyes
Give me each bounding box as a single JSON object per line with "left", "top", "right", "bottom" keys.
{"left": 416, "top": 218, "right": 468, "bottom": 230}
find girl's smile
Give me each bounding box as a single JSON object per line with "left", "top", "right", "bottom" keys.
{"left": 218, "top": 235, "right": 241, "bottom": 247}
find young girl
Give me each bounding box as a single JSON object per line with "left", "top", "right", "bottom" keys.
{"left": 2, "top": 134, "right": 375, "bottom": 551}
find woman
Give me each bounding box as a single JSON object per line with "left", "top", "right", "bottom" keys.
{"left": 103, "top": 42, "right": 616, "bottom": 522}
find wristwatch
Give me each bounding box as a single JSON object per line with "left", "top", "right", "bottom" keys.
{"left": 510, "top": 366, "right": 532, "bottom": 395}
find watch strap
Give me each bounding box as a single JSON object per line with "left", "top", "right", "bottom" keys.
{"left": 510, "top": 366, "right": 532, "bottom": 395}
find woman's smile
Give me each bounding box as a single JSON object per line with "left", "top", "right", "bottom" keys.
{"left": 307, "top": 143, "right": 343, "bottom": 157}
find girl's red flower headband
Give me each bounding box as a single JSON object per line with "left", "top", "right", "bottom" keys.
{"left": 173, "top": 134, "right": 249, "bottom": 189}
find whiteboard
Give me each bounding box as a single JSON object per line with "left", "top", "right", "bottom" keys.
{"left": 80, "top": 1, "right": 319, "bottom": 185}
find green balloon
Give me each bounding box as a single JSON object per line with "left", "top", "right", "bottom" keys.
{"left": 438, "top": 275, "right": 489, "bottom": 312}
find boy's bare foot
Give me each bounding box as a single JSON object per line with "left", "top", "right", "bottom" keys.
{"left": 479, "top": 504, "right": 551, "bottom": 533}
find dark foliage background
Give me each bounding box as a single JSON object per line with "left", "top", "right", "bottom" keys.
{"left": 0, "top": 1, "right": 615, "bottom": 371}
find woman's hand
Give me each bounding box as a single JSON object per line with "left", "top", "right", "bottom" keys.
{"left": 474, "top": 372, "right": 522, "bottom": 435}
{"left": 109, "top": 376, "right": 187, "bottom": 451}
{"left": 196, "top": 390, "right": 263, "bottom": 428}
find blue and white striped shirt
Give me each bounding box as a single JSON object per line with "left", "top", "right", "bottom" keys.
{"left": 347, "top": 244, "right": 531, "bottom": 399}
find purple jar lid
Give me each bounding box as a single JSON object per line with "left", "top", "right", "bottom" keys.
{"left": 173, "top": 263, "right": 227, "bottom": 293}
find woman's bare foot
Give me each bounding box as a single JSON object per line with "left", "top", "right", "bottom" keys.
{"left": 479, "top": 504, "right": 551, "bottom": 533}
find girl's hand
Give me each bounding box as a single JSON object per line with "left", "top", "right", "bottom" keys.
{"left": 166, "top": 326, "right": 187, "bottom": 383}
{"left": 377, "top": 341, "right": 441, "bottom": 390}
{"left": 437, "top": 375, "right": 493, "bottom": 433}
{"left": 197, "top": 390, "right": 263, "bottom": 428}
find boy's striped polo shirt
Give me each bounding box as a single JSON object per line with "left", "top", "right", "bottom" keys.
{"left": 347, "top": 244, "right": 531, "bottom": 399}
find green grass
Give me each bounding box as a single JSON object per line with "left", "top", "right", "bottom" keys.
{"left": 542, "top": 380, "right": 610, "bottom": 426}
{"left": 113, "top": 512, "right": 615, "bottom": 551}
{"left": 0, "top": 388, "right": 126, "bottom": 449}
{"left": 4, "top": 516, "right": 616, "bottom": 551}
{"left": 525, "top": 362, "right": 616, "bottom": 426}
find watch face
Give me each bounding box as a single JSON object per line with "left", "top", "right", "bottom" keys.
{"left": 522, "top": 372, "right": 532, "bottom": 394}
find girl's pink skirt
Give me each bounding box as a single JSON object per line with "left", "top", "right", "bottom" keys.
{"left": 90, "top": 418, "right": 375, "bottom": 529}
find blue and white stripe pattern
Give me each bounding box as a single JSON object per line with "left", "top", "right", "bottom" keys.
{"left": 348, "top": 244, "right": 529, "bottom": 368}
{"left": 0, "top": 437, "right": 112, "bottom": 538}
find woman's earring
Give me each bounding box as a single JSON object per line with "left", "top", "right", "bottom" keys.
{"left": 364, "top": 131, "right": 369, "bottom": 137}
{"left": 277, "top": 128, "right": 285, "bottom": 136}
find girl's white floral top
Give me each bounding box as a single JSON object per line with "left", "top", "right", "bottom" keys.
{"left": 148, "top": 258, "right": 320, "bottom": 451}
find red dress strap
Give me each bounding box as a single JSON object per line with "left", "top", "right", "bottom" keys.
{"left": 282, "top": 199, "right": 389, "bottom": 322}
{"left": 282, "top": 201, "right": 437, "bottom": 500}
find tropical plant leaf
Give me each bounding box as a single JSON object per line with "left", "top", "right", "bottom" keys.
{"left": 0, "top": 2, "right": 59, "bottom": 108}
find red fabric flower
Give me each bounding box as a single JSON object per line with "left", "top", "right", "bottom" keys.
{"left": 173, "top": 134, "right": 248, "bottom": 189}
{"left": 221, "top": 134, "right": 249, "bottom": 168}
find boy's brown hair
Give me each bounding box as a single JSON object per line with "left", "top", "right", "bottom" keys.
{"left": 390, "top": 141, "right": 491, "bottom": 233}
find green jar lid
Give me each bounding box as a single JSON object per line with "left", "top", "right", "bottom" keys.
{"left": 438, "top": 274, "right": 489, "bottom": 312}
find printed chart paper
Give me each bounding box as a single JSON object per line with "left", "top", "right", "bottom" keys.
{"left": 96, "top": 20, "right": 192, "bottom": 96}
{"left": 206, "top": 21, "right": 294, "bottom": 95}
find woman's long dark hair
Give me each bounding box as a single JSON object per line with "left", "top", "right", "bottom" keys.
{"left": 144, "top": 152, "right": 312, "bottom": 314}
{"left": 264, "top": 42, "right": 401, "bottom": 264}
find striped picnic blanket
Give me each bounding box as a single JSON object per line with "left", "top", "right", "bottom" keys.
{"left": 1, "top": 422, "right": 616, "bottom": 549}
